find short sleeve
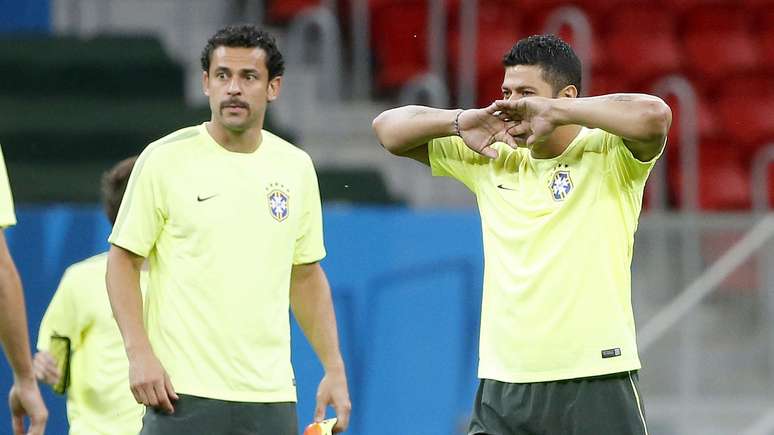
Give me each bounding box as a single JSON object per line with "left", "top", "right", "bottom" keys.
{"left": 293, "top": 159, "right": 326, "bottom": 265}
{"left": 0, "top": 146, "right": 17, "bottom": 228}
{"left": 108, "top": 148, "right": 167, "bottom": 257}
{"left": 604, "top": 131, "right": 664, "bottom": 191}
{"left": 428, "top": 135, "right": 489, "bottom": 192}
{"left": 37, "top": 268, "right": 89, "bottom": 352}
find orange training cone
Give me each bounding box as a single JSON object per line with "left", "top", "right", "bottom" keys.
{"left": 303, "top": 417, "right": 338, "bottom": 435}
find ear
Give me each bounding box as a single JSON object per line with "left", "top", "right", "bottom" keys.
{"left": 202, "top": 71, "right": 210, "bottom": 97}
{"left": 558, "top": 84, "right": 578, "bottom": 99}
{"left": 267, "top": 76, "right": 282, "bottom": 102}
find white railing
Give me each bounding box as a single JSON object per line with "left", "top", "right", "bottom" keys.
{"left": 543, "top": 6, "right": 592, "bottom": 96}
{"left": 639, "top": 214, "right": 774, "bottom": 350}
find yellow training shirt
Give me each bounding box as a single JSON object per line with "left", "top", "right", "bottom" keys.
{"left": 0, "top": 145, "right": 17, "bottom": 227}
{"left": 109, "top": 124, "right": 326, "bottom": 402}
{"left": 429, "top": 128, "right": 659, "bottom": 382}
{"left": 37, "top": 253, "right": 146, "bottom": 435}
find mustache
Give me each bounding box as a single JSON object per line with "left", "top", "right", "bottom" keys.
{"left": 220, "top": 99, "right": 249, "bottom": 110}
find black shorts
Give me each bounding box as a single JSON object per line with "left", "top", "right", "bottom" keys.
{"left": 140, "top": 394, "right": 298, "bottom": 435}
{"left": 468, "top": 371, "right": 648, "bottom": 435}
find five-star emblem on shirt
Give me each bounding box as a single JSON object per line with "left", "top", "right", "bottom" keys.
{"left": 266, "top": 182, "right": 290, "bottom": 222}
{"left": 549, "top": 170, "right": 573, "bottom": 201}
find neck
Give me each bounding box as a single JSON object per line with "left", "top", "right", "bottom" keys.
{"left": 530, "top": 124, "right": 583, "bottom": 159}
{"left": 206, "top": 120, "right": 263, "bottom": 153}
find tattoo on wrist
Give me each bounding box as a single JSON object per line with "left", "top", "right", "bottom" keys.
{"left": 453, "top": 109, "right": 464, "bottom": 136}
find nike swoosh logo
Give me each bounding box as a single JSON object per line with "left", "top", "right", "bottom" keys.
{"left": 197, "top": 194, "right": 218, "bottom": 202}
{"left": 497, "top": 184, "right": 516, "bottom": 191}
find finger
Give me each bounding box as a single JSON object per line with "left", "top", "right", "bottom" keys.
{"left": 494, "top": 110, "right": 511, "bottom": 122}
{"left": 41, "top": 353, "right": 57, "bottom": 365}
{"left": 132, "top": 385, "right": 149, "bottom": 406}
{"left": 484, "top": 102, "right": 500, "bottom": 114}
{"left": 494, "top": 99, "right": 515, "bottom": 109}
{"left": 28, "top": 411, "right": 47, "bottom": 435}
{"left": 164, "top": 374, "right": 179, "bottom": 401}
{"left": 501, "top": 133, "right": 519, "bottom": 149}
{"left": 313, "top": 395, "right": 326, "bottom": 422}
{"left": 333, "top": 402, "right": 351, "bottom": 433}
{"left": 480, "top": 145, "right": 498, "bottom": 159}
{"left": 153, "top": 382, "right": 174, "bottom": 414}
{"left": 32, "top": 360, "right": 45, "bottom": 381}
{"left": 507, "top": 122, "right": 530, "bottom": 137}
{"left": 50, "top": 366, "right": 61, "bottom": 382}
{"left": 144, "top": 384, "right": 160, "bottom": 408}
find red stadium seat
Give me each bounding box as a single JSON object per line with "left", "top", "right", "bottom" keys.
{"left": 761, "top": 30, "right": 774, "bottom": 71}
{"left": 755, "top": 5, "right": 774, "bottom": 71}
{"left": 370, "top": 0, "right": 429, "bottom": 90}
{"left": 587, "top": 71, "right": 630, "bottom": 97}
{"left": 267, "top": 0, "right": 322, "bottom": 22}
{"left": 712, "top": 75, "right": 774, "bottom": 146}
{"left": 603, "top": 7, "right": 681, "bottom": 83}
{"left": 681, "top": 5, "right": 759, "bottom": 81}
{"left": 671, "top": 145, "right": 751, "bottom": 210}
{"left": 661, "top": 93, "right": 718, "bottom": 153}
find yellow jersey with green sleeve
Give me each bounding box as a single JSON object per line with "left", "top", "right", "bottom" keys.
{"left": 0, "top": 145, "right": 17, "bottom": 227}
{"left": 36, "top": 252, "right": 147, "bottom": 435}
{"left": 429, "top": 128, "right": 660, "bottom": 383}
{"left": 108, "top": 124, "right": 326, "bottom": 402}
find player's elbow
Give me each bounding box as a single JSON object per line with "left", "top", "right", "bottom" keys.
{"left": 372, "top": 112, "right": 404, "bottom": 155}
{"left": 372, "top": 113, "right": 393, "bottom": 152}
{"left": 642, "top": 98, "right": 672, "bottom": 141}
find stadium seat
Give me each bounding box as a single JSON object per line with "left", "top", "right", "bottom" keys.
{"left": 756, "top": 5, "right": 774, "bottom": 71}
{"left": 663, "top": 93, "right": 719, "bottom": 151}
{"left": 603, "top": 6, "right": 681, "bottom": 83}
{"left": 370, "top": 0, "right": 429, "bottom": 90}
{"left": 267, "top": 0, "right": 321, "bottom": 22}
{"left": 711, "top": 75, "right": 774, "bottom": 146}
{"left": 680, "top": 5, "right": 759, "bottom": 81}
{"left": 587, "top": 72, "right": 630, "bottom": 97}
{"left": 670, "top": 145, "right": 751, "bottom": 210}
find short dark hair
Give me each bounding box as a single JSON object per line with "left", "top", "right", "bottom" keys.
{"left": 101, "top": 156, "right": 137, "bottom": 225}
{"left": 200, "top": 24, "right": 285, "bottom": 80}
{"left": 503, "top": 34, "right": 582, "bottom": 95}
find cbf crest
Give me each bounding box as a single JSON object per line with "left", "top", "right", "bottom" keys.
{"left": 548, "top": 170, "right": 573, "bottom": 201}
{"left": 266, "top": 182, "right": 290, "bottom": 222}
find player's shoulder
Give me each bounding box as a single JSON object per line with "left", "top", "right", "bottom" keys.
{"left": 141, "top": 125, "right": 203, "bottom": 161}
{"left": 263, "top": 130, "right": 314, "bottom": 166}
{"left": 61, "top": 252, "right": 108, "bottom": 281}
{"left": 573, "top": 127, "right": 619, "bottom": 154}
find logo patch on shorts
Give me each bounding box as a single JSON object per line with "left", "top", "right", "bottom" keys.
{"left": 266, "top": 183, "right": 290, "bottom": 222}
{"left": 601, "top": 348, "right": 622, "bottom": 359}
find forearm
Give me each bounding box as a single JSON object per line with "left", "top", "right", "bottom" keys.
{"left": 106, "top": 245, "right": 151, "bottom": 358}
{"left": 290, "top": 264, "right": 345, "bottom": 371}
{"left": 0, "top": 258, "right": 34, "bottom": 380}
{"left": 551, "top": 94, "right": 671, "bottom": 144}
{"left": 372, "top": 105, "right": 459, "bottom": 155}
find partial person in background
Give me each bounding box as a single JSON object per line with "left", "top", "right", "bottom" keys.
{"left": 0, "top": 145, "right": 48, "bottom": 435}
{"left": 34, "top": 156, "right": 142, "bottom": 435}
{"left": 373, "top": 34, "right": 671, "bottom": 435}
{"left": 106, "top": 24, "right": 350, "bottom": 435}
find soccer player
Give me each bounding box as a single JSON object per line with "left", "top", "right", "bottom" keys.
{"left": 0, "top": 145, "right": 48, "bottom": 435}
{"left": 372, "top": 34, "right": 671, "bottom": 435}
{"left": 106, "top": 25, "right": 350, "bottom": 435}
{"left": 33, "top": 157, "right": 143, "bottom": 435}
